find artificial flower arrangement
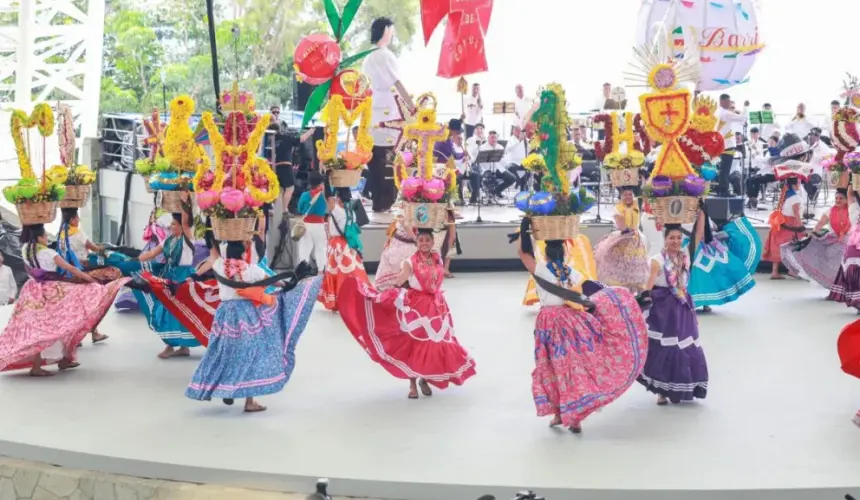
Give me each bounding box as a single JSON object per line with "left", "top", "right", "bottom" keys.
{"left": 3, "top": 103, "right": 66, "bottom": 224}
{"left": 149, "top": 95, "right": 209, "bottom": 213}
{"left": 195, "top": 87, "right": 279, "bottom": 241}
{"left": 627, "top": 40, "right": 704, "bottom": 224}
{"left": 394, "top": 97, "right": 457, "bottom": 229}
{"left": 675, "top": 94, "right": 725, "bottom": 185}
{"left": 516, "top": 83, "right": 593, "bottom": 240}
{"left": 134, "top": 109, "right": 170, "bottom": 192}
{"left": 843, "top": 152, "right": 860, "bottom": 190}
{"left": 831, "top": 74, "right": 860, "bottom": 176}
{"left": 45, "top": 104, "right": 96, "bottom": 208}
{"left": 593, "top": 111, "right": 651, "bottom": 186}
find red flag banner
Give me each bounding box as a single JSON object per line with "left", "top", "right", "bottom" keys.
{"left": 420, "top": 0, "right": 494, "bottom": 79}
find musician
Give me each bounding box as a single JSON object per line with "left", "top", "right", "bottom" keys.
{"left": 745, "top": 136, "right": 780, "bottom": 210}
{"left": 514, "top": 84, "right": 533, "bottom": 128}
{"left": 363, "top": 16, "right": 412, "bottom": 213}
{"left": 434, "top": 119, "right": 477, "bottom": 205}
{"left": 466, "top": 123, "right": 486, "bottom": 160}
{"left": 504, "top": 125, "right": 530, "bottom": 191}
{"left": 572, "top": 127, "right": 596, "bottom": 161}
{"left": 478, "top": 131, "right": 514, "bottom": 199}
{"left": 715, "top": 94, "right": 749, "bottom": 197}
{"left": 746, "top": 127, "right": 767, "bottom": 162}
{"left": 786, "top": 103, "right": 815, "bottom": 139}
{"left": 464, "top": 83, "right": 484, "bottom": 139}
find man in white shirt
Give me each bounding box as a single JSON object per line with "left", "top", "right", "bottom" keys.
{"left": 746, "top": 127, "right": 766, "bottom": 162}
{"left": 0, "top": 253, "right": 17, "bottom": 304}
{"left": 786, "top": 103, "right": 815, "bottom": 139}
{"left": 514, "top": 85, "right": 533, "bottom": 128}
{"left": 759, "top": 103, "right": 781, "bottom": 139}
{"left": 465, "top": 123, "right": 486, "bottom": 160}
{"left": 504, "top": 125, "right": 530, "bottom": 190}
{"left": 362, "top": 17, "right": 411, "bottom": 213}
{"left": 716, "top": 93, "right": 749, "bottom": 197}
{"left": 463, "top": 83, "right": 483, "bottom": 139}
{"left": 592, "top": 83, "right": 612, "bottom": 112}
{"left": 477, "top": 131, "right": 514, "bottom": 198}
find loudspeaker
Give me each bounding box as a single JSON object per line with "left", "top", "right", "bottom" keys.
{"left": 705, "top": 197, "right": 744, "bottom": 224}
{"left": 293, "top": 79, "right": 313, "bottom": 111}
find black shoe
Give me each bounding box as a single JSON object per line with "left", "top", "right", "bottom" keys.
{"left": 222, "top": 398, "right": 234, "bottom": 406}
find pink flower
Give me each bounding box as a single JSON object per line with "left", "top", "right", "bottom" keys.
{"left": 220, "top": 187, "right": 245, "bottom": 213}
{"left": 244, "top": 190, "right": 263, "bottom": 208}
{"left": 196, "top": 189, "right": 219, "bottom": 210}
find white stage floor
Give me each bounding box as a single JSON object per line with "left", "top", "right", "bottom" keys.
{"left": 1, "top": 275, "right": 860, "bottom": 500}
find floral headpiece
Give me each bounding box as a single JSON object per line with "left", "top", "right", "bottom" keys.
{"left": 395, "top": 95, "right": 456, "bottom": 204}
{"left": 3, "top": 104, "right": 66, "bottom": 205}
{"left": 46, "top": 104, "right": 96, "bottom": 187}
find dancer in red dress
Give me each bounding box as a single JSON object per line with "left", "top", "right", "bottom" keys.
{"left": 337, "top": 228, "right": 476, "bottom": 398}
{"left": 319, "top": 187, "right": 369, "bottom": 311}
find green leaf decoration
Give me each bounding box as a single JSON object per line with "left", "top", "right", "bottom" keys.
{"left": 338, "top": 48, "right": 378, "bottom": 70}
{"left": 723, "top": 52, "right": 739, "bottom": 59}
{"left": 323, "top": 0, "right": 342, "bottom": 39}
{"left": 301, "top": 80, "right": 333, "bottom": 128}
{"left": 340, "top": 0, "right": 363, "bottom": 36}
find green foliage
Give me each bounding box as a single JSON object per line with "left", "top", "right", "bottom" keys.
{"left": 99, "top": 0, "right": 418, "bottom": 115}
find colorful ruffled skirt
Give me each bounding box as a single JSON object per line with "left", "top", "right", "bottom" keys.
{"left": 763, "top": 216, "right": 804, "bottom": 263}
{"left": 0, "top": 277, "right": 129, "bottom": 371}
{"left": 593, "top": 230, "right": 650, "bottom": 292}
{"left": 532, "top": 287, "right": 648, "bottom": 427}
{"left": 686, "top": 218, "right": 761, "bottom": 307}
{"left": 781, "top": 232, "right": 845, "bottom": 288}
{"left": 524, "top": 235, "right": 596, "bottom": 306}
{"left": 637, "top": 286, "right": 708, "bottom": 402}
{"left": 337, "top": 277, "right": 476, "bottom": 389}
{"left": 134, "top": 266, "right": 200, "bottom": 348}
{"left": 374, "top": 238, "right": 415, "bottom": 291}
{"left": 186, "top": 277, "right": 322, "bottom": 400}
{"left": 319, "top": 235, "right": 369, "bottom": 311}
{"left": 829, "top": 244, "right": 860, "bottom": 308}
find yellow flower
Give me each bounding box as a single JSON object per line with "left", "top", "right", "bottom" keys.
{"left": 46, "top": 165, "right": 68, "bottom": 184}
{"left": 523, "top": 153, "right": 546, "bottom": 172}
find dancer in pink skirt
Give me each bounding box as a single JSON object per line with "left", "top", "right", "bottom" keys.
{"left": 514, "top": 218, "right": 649, "bottom": 433}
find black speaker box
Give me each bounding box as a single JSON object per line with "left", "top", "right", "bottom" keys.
{"left": 705, "top": 197, "right": 744, "bottom": 223}
{"left": 293, "top": 79, "right": 314, "bottom": 111}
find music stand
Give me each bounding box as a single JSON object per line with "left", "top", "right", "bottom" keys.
{"left": 472, "top": 148, "right": 506, "bottom": 223}
{"left": 582, "top": 161, "right": 608, "bottom": 224}
{"left": 493, "top": 101, "right": 516, "bottom": 137}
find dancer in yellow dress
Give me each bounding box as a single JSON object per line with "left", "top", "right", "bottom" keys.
{"left": 523, "top": 235, "right": 597, "bottom": 308}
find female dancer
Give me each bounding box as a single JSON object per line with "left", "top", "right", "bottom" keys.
{"left": 113, "top": 208, "right": 172, "bottom": 311}
{"left": 0, "top": 225, "right": 129, "bottom": 375}
{"left": 375, "top": 217, "right": 456, "bottom": 291}
{"left": 638, "top": 216, "right": 709, "bottom": 405}
{"left": 136, "top": 211, "right": 200, "bottom": 358}
{"left": 685, "top": 212, "right": 761, "bottom": 311}
{"left": 515, "top": 221, "right": 648, "bottom": 432}
{"left": 829, "top": 182, "right": 860, "bottom": 309}
{"left": 319, "top": 187, "right": 368, "bottom": 311}
{"left": 764, "top": 177, "right": 806, "bottom": 279}
{"left": 186, "top": 241, "right": 322, "bottom": 412}
{"left": 338, "top": 228, "right": 476, "bottom": 398}
{"left": 782, "top": 187, "right": 850, "bottom": 288}
{"left": 593, "top": 187, "right": 650, "bottom": 291}
{"left": 523, "top": 235, "right": 596, "bottom": 307}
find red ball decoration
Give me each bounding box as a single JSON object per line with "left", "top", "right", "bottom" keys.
{"left": 330, "top": 70, "right": 372, "bottom": 111}
{"left": 293, "top": 33, "right": 342, "bottom": 85}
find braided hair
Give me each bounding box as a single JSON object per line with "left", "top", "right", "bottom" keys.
{"left": 21, "top": 224, "right": 47, "bottom": 269}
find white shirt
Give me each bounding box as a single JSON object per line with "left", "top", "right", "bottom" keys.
{"left": 747, "top": 139, "right": 766, "bottom": 162}
{"left": 477, "top": 142, "right": 505, "bottom": 173}
{"left": 760, "top": 122, "right": 780, "bottom": 140}
{"left": 465, "top": 135, "right": 486, "bottom": 160}
{"left": 58, "top": 229, "right": 89, "bottom": 263}
{"left": 810, "top": 140, "right": 834, "bottom": 176}
{"left": 504, "top": 136, "right": 528, "bottom": 166}
{"left": 0, "top": 265, "right": 16, "bottom": 303}
{"left": 23, "top": 245, "right": 59, "bottom": 272}
{"left": 514, "top": 97, "right": 533, "bottom": 126}
{"left": 329, "top": 204, "right": 347, "bottom": 235}
{"left": 362, "top": 46, "right": 401, "bottom": 146}
{"left": 782, "top": 194, "right": 802, "bottom": 217}
{"left": 212, "top": 258, "right": 268, "bottom": 301}
{"left": 850, "top": 200, "right": 860, "bottom": 224}
{"left": 786, "top": 117, "right": 815, "bottom": 138}
{"left": 164, "top": 237, "right": 195, "bottom": 266}
{"left": 650, "top": 253, "right": 670, "bottom": 288}
{"left": 452, "top": 144, "right": 467, "bottom": 174}
{"left": 464, "top": 95, "right": 483, "bottom": 126}
{"left": 534, "top": 261, "right": 583, "bottom": 307}
{"left": 716, "top": 106, "right": 748, "bottom": 149}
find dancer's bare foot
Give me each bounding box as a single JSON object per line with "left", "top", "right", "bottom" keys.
{"left": 92, "top": 331, "right": 109, "bottom": 343}
{"left": 158, "top": 346, "right": 190, "bottom": 359}
{"left": 29, "top": 367, "right": 53, "bottom": 377}
{"left": 58, "top": 358, "right": 80, "bottom": 370}
{"left": 549, "top": 414, "right": 562, "bottom": 427}
{"left": 158, "top": 346, "right": 175, "bottom": 359}
{"left": 657, "top": 395, "right": 668, "bottom": 405}
{"left": 444, "top": 271, "right": 454, "bottom": 278}
{"left": 418, "top": 378, "right": 433, "bottom": 397}
{"left": 244, "top": 398, "right": 266, "bottom": 413}
{"left": 770, "top": 274, "right": 785, "bottom": 280}
{"left": 408, "top": 379, "right": 418, "bottom": 399}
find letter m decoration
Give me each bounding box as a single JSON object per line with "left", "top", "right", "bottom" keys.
{"left": 420, "top": 0, "right": 494, "bottom": 78}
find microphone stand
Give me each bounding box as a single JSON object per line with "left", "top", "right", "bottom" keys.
{"left": 583, "top": 159, "right": 605, "bottom": 224}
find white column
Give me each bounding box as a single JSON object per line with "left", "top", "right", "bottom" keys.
{"left": 14, "top": 0, "right": 32, "bottom": 110}
{"left": 80, "top": 0, "right": 105, "bottom": 140}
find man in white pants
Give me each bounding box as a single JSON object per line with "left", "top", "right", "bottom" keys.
{"left": 296, "top": 171, "right": 328, "bottom": 272}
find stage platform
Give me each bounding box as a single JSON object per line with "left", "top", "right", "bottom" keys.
{"left": 0, "top": 276, "right": 859, "bottom": 500}
{"left": 356, "top": 203, "right": 794, "bottom": 272}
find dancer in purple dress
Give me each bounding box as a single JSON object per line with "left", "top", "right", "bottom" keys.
{"left": 637, "top": 215, "right": 709, "bottom": 405}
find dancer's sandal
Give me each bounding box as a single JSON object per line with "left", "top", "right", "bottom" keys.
{"left": 92, "top": 332, "right": 109, "bottom": 344}
{"left": 657, "top": 395, "right": 669, "bottom": 406}
{"left": 244, "top": 402, "right": 267, "bottom": 413}
{"left": 549, "top": 415, "right": 563, "bottom": 427}
{"left": 28, "top": 368, "right": 53, "bottom": 377}
{"left": 58, "top": 359, "right": 80, "bottom": 370}
{"left": 222, "top": 398, "right": 234, "bottom": 406}
{"left": 418, "top": 378, "right": 433, "bottom": 397}
{"left": 569, "top": 424, "right": 582, "bottom": 434}
{"left": 408, "top": 387, "right": 419, "bottom": 399}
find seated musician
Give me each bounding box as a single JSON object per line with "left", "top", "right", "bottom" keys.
{"left": 478, "top": 131, "right": 514, "bottom": 200}
{"left": 504, "top": 125, "right": 530, "bottom": 191}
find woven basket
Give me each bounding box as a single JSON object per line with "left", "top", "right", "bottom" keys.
{"left": 211, "top": 217, "right": 256, "bottom": 242}
{"left": 330, "top": 169, "right": 362, "bottom": 188}
{"left": 402, "top": 202, "right": 448, "bottom": 229}
{"left": 16, "top": 201, "right": 58, "bottom": 225}
{"left": 143, "top": 175, "right": 154, "bottom": 194}
{"left": 652, "top": 196, "right": 699, "bottom": 225}
{"left": 58, "top": 184, "right": 92, "bottom": 208}
{"left": 158, "top": 190, "right": 185, "bottom": 213}
{"left": 852, "top": 172, "right": 860, "bottom": 191}
{"left": 531, "top": 214, "right": 580, "bottom": 241}
{"left": 607, "top": 168, "right": 641, "bottom": 187}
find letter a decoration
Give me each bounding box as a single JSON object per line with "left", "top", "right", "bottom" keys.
{"left": 420, "top": 0, "right": 494, "bottom": 78}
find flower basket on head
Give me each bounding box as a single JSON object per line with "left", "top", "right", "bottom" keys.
{"left": 402, "top": 201, "right": 448, "bottom": 229}
{"left": 17, "top": 201, "right": 58, "bottom": 225}
{"left": 152, "top": 96, "right": 208, "bottom": 208}
{"left": 52, "top": 104, "right": 97, "bottom": 208}
{"left": 159, "top": 190, "right": 185, "bottom": 213}
{"left": 58, "top": 184, "right": 91, "bottom": 208}
{"left": 330, "top": 168, "right": 362, "bottom": 188}
{"left": 517, "top": 84, "right": 596, "bottom": 241}
{"left": 318, "top": 91, "right": 374, "bottom": 188}
{"left": 211, "top": 216, "right": 257, "bottom": 242}
{"left": 651, "top": 195, "right": 699, "bottom": 225}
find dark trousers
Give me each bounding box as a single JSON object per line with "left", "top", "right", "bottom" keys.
{"left": 368, "top": 145, "right": 395, "bottom": 212}
{"left": 717, "top": 152, "right": 735, "bottom": 197}
{"left": 361, "top": 168, "right": 371, "bottom": 199}
{"left": 507, "top": 164, "right": 528, "bottom": 191}
{"left": 464, "top": 124, "right": 476, "bottom": 139}
{"left": 493, "top": 170, "right": 516, "bottom": 196}
{"left": 457, "top": 170, "right": 481, "bottom": 203}
{"left": 746, "top": 173, "right": 775, "bottom": 199}
{"left": 729, "top": 171, "right": 742, "bottom": 196}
